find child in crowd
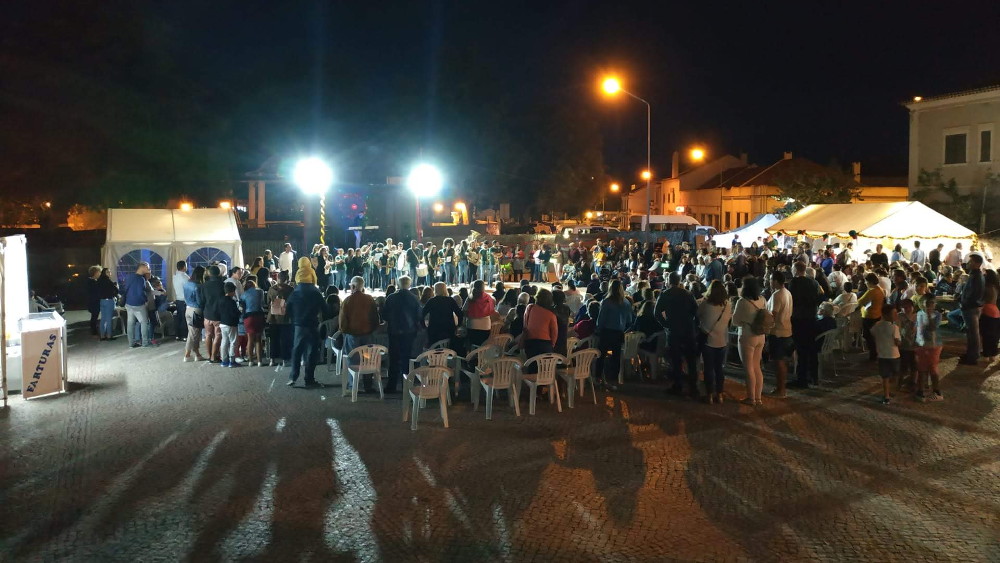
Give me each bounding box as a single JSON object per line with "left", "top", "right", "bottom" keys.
{"left": 871, "top": 306, "right": 901, "bottom": 405}
{"left": 218, "top": 281, "right": 241, "bottom": 368}
{"left": 914, "top": 294, "right": 944, "bottom": 402}
{"left": 573, "top": 301, "right": 600, "bottom": 340}
{"left": 896, "top": 299, "right": 917, "bottom": 390}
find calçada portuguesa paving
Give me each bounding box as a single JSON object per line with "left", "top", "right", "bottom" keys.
{"left": 1, "top": 317, "right": 998, "bottom": 562}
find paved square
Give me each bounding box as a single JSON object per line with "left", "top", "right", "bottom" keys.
{"left": 1, "top": 324, "right": 998, "bottom": 562}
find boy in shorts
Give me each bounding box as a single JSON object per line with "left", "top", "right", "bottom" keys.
{"left": 914, "top": 294, "right": 944, "bottom": 402}
{"left": 872, "top": 306, "right": 901, "bottom": 405}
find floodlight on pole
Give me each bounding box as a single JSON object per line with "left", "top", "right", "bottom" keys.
{"left": 407, "top": 163, "right": 444, "bottom": 241}
{"left": 293, "top": 157, "right": 334, "bottom": 245}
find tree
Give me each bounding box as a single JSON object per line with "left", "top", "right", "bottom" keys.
{"left": 911, "top": 168, "right": 978, "bottom": 230}
{"left": 773, "top": 162, "right": 861, "bottom": 208}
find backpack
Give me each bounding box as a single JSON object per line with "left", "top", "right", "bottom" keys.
{"left": 750, "top": 302, "right": 774, "bottom": 336}
{"left": 270, "top": 295, "right": 287, "bottom": 316}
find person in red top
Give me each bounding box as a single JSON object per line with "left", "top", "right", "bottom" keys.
{"left": 522, "top": 289, "right": 559, "bottom": 372}
{"left": 463, "top": 280, "right": 497, "bottom": 347}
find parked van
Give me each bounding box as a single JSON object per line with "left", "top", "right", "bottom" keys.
{"left": 561, "top": 224, "right": 621, "bottom": 238}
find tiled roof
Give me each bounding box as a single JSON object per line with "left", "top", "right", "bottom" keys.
{"left": 908, "top": 84, "right": 1000, "bottom": 105}
{"left": 691, "top": 157, "right": 829, "bottom": 191}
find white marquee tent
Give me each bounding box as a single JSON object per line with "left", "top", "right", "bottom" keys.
{"left": 713, "top": 214, "right": 780, "bottom": 249}
{"left": 102, "top": 209, "right": 244, "bottom": 292}
{"left": 765, "top": 201, "right": 975, "bottom": 240}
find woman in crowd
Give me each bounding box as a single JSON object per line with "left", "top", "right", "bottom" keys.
{"left": 182, "top": 266, "right": 206, "bottom": 361}
{"left": 552, "top": 289, "right": 572, "bottom": 356}
{"left": 240, "top": 278, "right": 266, "bottom": 367}
{"left": 631, "top": 300, "right": 661, "bottom": 355}
{"left": 457, "top": 239, "right": 470, "bottom": 285}
{"left": 262, "top": 249, "right": 276, "bottom": 271}
{"left": 266, "top": 271, "right": 293, "bottom": 368}
{"left": 333, "top": 248, "right": 347, "bottom": 290}
{"left": 419, "top": 285, "right": 434, "bottom": 306}
{"left": 564, "top": 279, "right": 584, "bottom": 315}
{"left": 596, "top": 279, "right": 634, "bottom": 390}
{"left": 980, "top": 269, "right": 1000, "bottom": 361}
{"left": 97, "top": 267, "right": 119, "bottom": 341}
{"left": 698, "top": 280, "right": 733, "bottom": 404}
{"left": 423, "top": 282, "right": 463, "bottom": 345}
{"left": 521, "top": 288, "right": 559, "bottom": 373}
{"left": 315, "top": 246, "right": 331, "bottom": 292}
{"left": 732, "top": 276, "right": 766, "bottom": 406}
{"left": 464, "top": 279, "right": 496, "bottom": 347}
{"left": 249, "top": 256, "right": 270, "bottom": 292}
{"left": 496, "top": 287, "right": 518, "bottom": 318}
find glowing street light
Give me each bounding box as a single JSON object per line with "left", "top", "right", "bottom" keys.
{"left": 293, "top": 157, "right": 334, "bottom": 245}
{"left": 219, "top": 200, "right": 232, "bottom": 210}
{"left": 600, "top": 74, "right": 652, "bottom": 233}
{"left": 690, "top": 147, "right": 706, "bottom": 161}
{"left": 610, "top": 183, "right": 620, "bottom": 193}
{"left": 408, "top": 163, "right": 444, "bottom": 241}
{"left": 585, "top": 211, "right": 594, "bottom": 219}
{"left": 433, "top": 202, "right": 444, "bottom": 213}
{"left": 179, "top": 202, "right": 193, "bottom": 211}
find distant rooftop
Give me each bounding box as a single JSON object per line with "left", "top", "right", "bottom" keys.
{"left": 906, "top": 84, "right": 1000, "bottom": 106}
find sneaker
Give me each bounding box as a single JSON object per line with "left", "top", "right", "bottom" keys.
{"left": 715, "top": 393, "right": 724, "bottom": 405}
{"left": 915, "top": 392, "right": 927, "bottom": 403}
{"left": 183, "top": 356, "right": 192, "bottom": 363}
{"left": 881, "top": 397, "right": 891, "bottom": 405}
{"left": 130, "top": 343, "right": 141, "bottom": 348}
{"left": 928, "top": 392, "right": 944, "bottom": 402}
{"left": 229, "top": 362, "right": 239, "bottom": 368}
{"left": 221, "top": 361, "right": 230, "bottom": 368}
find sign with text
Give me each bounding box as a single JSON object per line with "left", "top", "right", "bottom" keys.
{"left": 22, "top": 327, "right": 63, "bottom": 399}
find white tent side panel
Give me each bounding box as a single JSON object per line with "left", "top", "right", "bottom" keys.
{"left": 172, "top": 208, "right": 241, "bottom": 243}
{"left": 106, "top": 209, "right": 175, "bottom": 243}
{"left": 765, "top": 202, "right": 976, "bottom": 240}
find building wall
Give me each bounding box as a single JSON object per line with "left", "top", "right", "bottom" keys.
{"left": 907, "top": 91, "right": 1000, "bottom": 194}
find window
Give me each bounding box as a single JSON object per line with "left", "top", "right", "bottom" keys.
{"left": 743, "top": 212, "right": 750, "bottom": 225}
{"left": 724, "top": 212, "right": 731, "bottom": 230}
{"left": 981, "top": 129, "right": 992, "bottom": 162}
{"left": 735, "top": 213, "right": 742, "bottom": 228}
{"left": 944, "top": 133, "right": 967, "bottom": 164}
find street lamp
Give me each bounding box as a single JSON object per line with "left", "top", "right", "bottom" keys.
{"left": 407, "top": 163, "right": 443, "bottom": 241}
{"left": 602, "top": 76, "right": 652, "bottom": 234}
{"left": 293, "top": 157, "right": 334, "bottom": 245}
{"left": 603, "top": 182, "right": 620, "bottom": 215}
{"left": 690, "top": 147, "right": 706, "bottom": 162}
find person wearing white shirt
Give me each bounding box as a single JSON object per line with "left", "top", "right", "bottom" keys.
{"left": 172, "top": 260, "right": 190, "bottom": 341}
{"left": 767, "top": 272, "right": 793, "bottom": 398}
{"left": 945, "top": 243, "right": 963, "bottom": 268}
{"left": 878, "top": 275, "right": 892, "bottom": 297}
{"left": 225, "top": 268, "right": 245, "bottom": 299}
{"left": 828, "top": 265, "right": 847, "bottom": 293}
{"left": 278, "top": 243, "right": 295, "bottom": 276}
{"left": 909, "top": 241, "right": 926, "bottom": 267}
{"left": 833, "top": 282, "right": 859, "bottom": 317}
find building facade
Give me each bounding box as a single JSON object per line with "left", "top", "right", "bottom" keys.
{"left": 906, "top": 86, "right": 1000, "bottom": 194}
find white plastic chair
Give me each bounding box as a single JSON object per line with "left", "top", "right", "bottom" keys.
{"left": 558, "top": 348, "right": 601, "bottom": 408}
{"left": 410, "top": 348, "right": 458, "bottom": 405}
{"left": 637, "top": 332, "right": 666, "bottom": 379}
{"left": 618, "top": 331, "right": 644, "bottom": 385}
{"left": 319, "top": 319, "right": 337, "bottom": 363}
{"left": 489, "top": 321, "right": 504, "bottom": 340}
{"left": 488, "top": 333, "right": 514, "bottom": 352}
{"left": 326, "top": 331, "right": 345, "bottom": 374}
{"left": 571, "top": 335, "right": 597, "bottom": 352}
{"left": 566, "top": 336, "right": 580, "bottom": 355}
{"left": 481, "top": 358, "right": 522, "bottom": 419}
{"left": 817, "top": 328, "right": 841, "bottom": 380}
{"left": 520, "top": 353, "right": 567, "bottom": 415}
{"left": 402, "top": 366, "right": 450, "bottom": 430}
{"left": 427, "top": 338, "right": 451, "bottom": 350}
{"left": 372, "top": 323, "right": 389, "bottom": 348}
{"left": 342, "top": 344, "right": 388, "bottom": 402}
{"left": 461, "top": 344, "right": 502, "bottom": 410}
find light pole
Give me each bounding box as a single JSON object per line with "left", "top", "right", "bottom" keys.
{"left": 407, "top": 163, "right": 443, "bottom": 242}
{"left": 294, "top": 157, "right": 334, "bottom": 246}
{"left": 603, "top": 77, "right": 652, "bottom": 234}
{"left": 603, "top": 182, "right": 620, "bottom": 215}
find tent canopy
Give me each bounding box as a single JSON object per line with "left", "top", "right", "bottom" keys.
{"left": 102, "top": 209, "right": 244, "bottom": 290}
{"left": 765, "top": 202, "right": 975, "bottom": 240}
{"left": 713, "top": 214, "right": 779, "bottom": 248}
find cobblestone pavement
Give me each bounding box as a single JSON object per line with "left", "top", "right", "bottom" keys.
{"left": 1, "top": 320, "right": 998, "bottom": 562}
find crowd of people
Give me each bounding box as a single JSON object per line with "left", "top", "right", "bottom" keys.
{"left": 85, "top": 232, "right": 996, "bottom": 407}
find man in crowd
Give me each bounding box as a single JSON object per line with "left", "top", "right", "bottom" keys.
{"left": 870, "top": 243, "right": 889, "bottom": 269}
{"left": 945, "top": 243, "right": 964, "bottom": 269}
{"left": 654, "top": 272, "right": 699, "bottom": 398}
{"left": 928, "top": 243, "right": 943, "bottom": 272}
{"left": 225, "top": 267, "right": 244, "bottom": 299}
{"left": 910, "top": 240, "right": 926, "bottom": 267}
{"left": 406, "top": 239, "right": 421, "bottom": 282}
{"left": 382, "top": 275, "right": 422, "bottom": 393}
{"left": 123, "top": 262, "right": 153, "bottom": 349}
{"left": 286, "top": 266, "right": 328, "bottom": 388}
{"left": 789, "top": 261, "right": 822, "bottom": 387}
{"left": 201, "top": 264, "right": 226, "bottom": 362}
{"left": 767, "top": 271, "right": 793, "bottom": 398}
{"left": 171, "top": 260, "right": 189, "bottom": 342}
{"left": 702, "top": 251, "right": 724, "bottom": 285}
{"left": 278, "top": 242, "right": 295, "bottom": 277}
{"left": 959, "top": 253, "right": 985, "bottom": 365}
{"left": 339, "top": 276, "right": 381, "bottom": 393}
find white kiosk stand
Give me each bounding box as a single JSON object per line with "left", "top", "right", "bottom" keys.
{"left": 1, "top": 235, "right": 30, "bottom": 408}
{"left": 19, "top": 312, "right": 68, "bottom": 399}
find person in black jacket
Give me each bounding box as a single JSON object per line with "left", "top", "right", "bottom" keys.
{"left": 654, "top": 272, "right": 700, "bottom": 397}
{"left": 217, "top": 282, "right": 242, "bottom": 368}
{"left": 788, "top": 261, "right": 822, "bottom": 387}
{"left": 86, "top": 266, "right": 102, "bottom": 336}
{"left": 285, "top": 269, "right": 329, "bottom": 387}
{"left": 382, "top": 275, "right": 422, "bottom": 393}
{"left": 96, "top": 268, "right": 119, "bottom": 340}
{"left": 201, "top": 264, "right": 226, "bottom": 362}
{"left": 422, "top": 282, "right": 463, "bottom": 345}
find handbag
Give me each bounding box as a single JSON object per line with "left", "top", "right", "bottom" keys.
{"left": 192, "top": 310, "right": 205, "bottom": 329}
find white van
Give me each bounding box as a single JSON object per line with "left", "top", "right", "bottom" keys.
{"left": 628, "top": 214, "right": 701, "bottom": 232}
{"left": 561, "top": 225, "right": 621, "bottom": 238}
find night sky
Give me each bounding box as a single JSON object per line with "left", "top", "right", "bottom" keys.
{"left": 5, "top": 0, "right": 1000, "bottom": 204}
